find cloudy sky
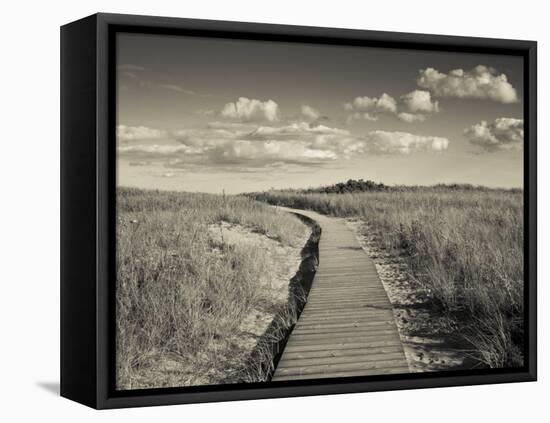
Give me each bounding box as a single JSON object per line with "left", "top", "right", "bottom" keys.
{"left": 116, "top": 32, "right": 524, "bottom": 193}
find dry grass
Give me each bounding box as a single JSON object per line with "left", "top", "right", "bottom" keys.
{"left": 116, "top": 187, "right": 308, "bottom": 389}
{"left": 251, "top": 188, "right": 524, "bottom": 368}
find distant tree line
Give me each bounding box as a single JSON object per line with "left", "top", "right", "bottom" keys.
{"left": 244, "top": 180, "right": 521, "bottom": 198}
{"left": 294, "top": 180, "right": 522, "bottom": 194}
{"left": 301, "top": 179, "right": 389, "bottom": 194}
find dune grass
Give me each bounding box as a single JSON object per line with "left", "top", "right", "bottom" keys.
{"left": 116, "top": 187, "right": 308, "bottom": 389}
{"left": 251, "top": 187, "right": 524, "bottom": 368}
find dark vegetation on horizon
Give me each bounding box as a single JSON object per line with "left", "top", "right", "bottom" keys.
{"left": 255, "top": 179, "right": 522, "bottom": 195}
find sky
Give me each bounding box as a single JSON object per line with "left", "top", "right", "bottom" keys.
{"left": 116, "top": 32, "right": 524, "bottom": 194}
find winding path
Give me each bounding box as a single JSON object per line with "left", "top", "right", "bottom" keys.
{"left": 272, "top": 207, "right": 409, "bottom": 381}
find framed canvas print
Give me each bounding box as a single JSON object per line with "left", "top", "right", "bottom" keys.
{"left": 60, "top": 13, "right": 537, "bottom": 409}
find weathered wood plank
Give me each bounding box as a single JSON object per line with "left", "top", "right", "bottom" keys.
{"left": 276, "top": 360, "right": 409, "bottom": 377}
{"left": 297, "top": 310, "right": 395, "bottom": 320}
{"left": 292, "top": 321, "right": 396, "bottom": 333}
{"left": 302, "top": 303, "right": 393, "bottom": 312}
{"left": 277, "top": 352, "right": 408, "bottom": 369}
{"left": 272, "top": 366, "right": 409, "bottom": 381}
{"left": 280, "top": 345, "right": 404, "bottom": 360}
{"left": 282, "top": 339, "right": 403, "bottom": 353}
{"left": 304, "top": 295, "right": 391, "bottom": 303}
{"left": 285, "top": 334, "right": 401, "bottom": 347}
{"left": 296, "top": 318, "right": 395, "bottom": 327}
{"left": 285, "top": 328, "right": 399, "bottom": 340}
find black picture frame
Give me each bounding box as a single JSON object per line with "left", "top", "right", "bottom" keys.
{"left": 60, "top": 12, "right": 537, "bottom": 409}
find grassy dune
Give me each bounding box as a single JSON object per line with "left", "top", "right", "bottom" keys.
{"left": 251, "top": 187, "right": 524, "bottom": 368}
{"left": 116, "top": 187, "right": 308, "bottom": 389}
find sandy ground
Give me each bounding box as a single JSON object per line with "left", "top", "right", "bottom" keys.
{"left": 346, "top": 218, "right": 473, "bottom": 372}
{"left": 208, "top": 221, "right": 310, "bottom": 369}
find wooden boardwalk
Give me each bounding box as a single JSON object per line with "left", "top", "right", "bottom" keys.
{"left": 272, "top": 208, "right": 409, "bottom": 381}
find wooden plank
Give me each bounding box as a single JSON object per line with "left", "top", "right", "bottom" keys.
{"left": 316, "top": 278, "right": 381, "bottom": 283}
{"left": 286, "top": 328, "right": 399, "bottom": 339}
{"left": 305, "top": 294, "right": 389, "bottom": 301}
{"left": 295, "top": 318, "right": 397, "bottom": 328}
{"left": 307, "top": 290, "right": 387, "bottom": 296}
{"left": 292, "top": 321, "right": 396, "bottom": 333}
{"left": 294, "top": 323, "right": 394, "bottom": 331}
{"left": 304, "top": 299, "right": 390, "bottom": 306}
{"left": 281, "top": 345, "right": 404, "bottom": 360}
{"left": 272, "top": 366, "right": 409, "bottom": 381}
{"left": 296, "top": 319, "right": 395, "bottom": 328}
{"left": 305, "top": 293, "right": 390, "bottom": 301}
{"left": 302, "top": 303, "right": 392, "bottom": 312}
{"left": 315, "top": 268, "right": 378, "bottom": 273}
{"left": 304, "top": 295, "right": 390, "bottom": 303}
{"left": 296, "top": 310, "right": 395, "bottom": 320}
{"left": 296, "top": 318, "right": 395, "bottom": 327}
{"left": 313, "top": 276, "right": 379, "bottom": 282}
{"left": 277, "top": 351, "right": 407, "bottom": 368}
{"left": 280, "top": 345, "right": 405, "bottom": 361}
{"left": 308, "top": 285, "right": 388, "bottom": 291}
{"left": 304, "top": 299, "right": 392, "bottom": 307}
{"left": 309, "top": 280, "right": 382, "bottom": 285}
{"left": 275, "top": 360, "right": 409, "bottom": 377}
{"left": 298, "top": 307, "right": 395, "bottom": 315}
{"left": 284, "top": 334, "right": 401, "bottom": 347}
{"left": 304, "top": 297, "right": 388, "bottom": 303}
{"left": 282, "top": 339, "right": 403, "bottom": 353}
{"left": 306, "top": 290, "right": 383, "bottom": 296}
{"left": 317, "top": 266, "right": 376, "bottom": 270}
{"left": 307, "top": 288, "right": 387, "bottom": 295}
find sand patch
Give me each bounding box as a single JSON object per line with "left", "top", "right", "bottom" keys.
{"left": 207, "top": 220, "right": 310, "bottom": 377}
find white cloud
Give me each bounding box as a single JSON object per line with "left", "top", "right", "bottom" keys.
{"left": 345, "top": 93, "right": 397, "bottom": 115}
{"left": 221, "top": 97, "right": 280, "bottom": 122}
{"left": 212, "top": 140, "right": 338, "bottom": 163}
{"left": 346, "top": 112, "right": 379, "bottom": 124}
{"left": 464, "top": 118, "right": 523, "bottom": 151}
{"left": 117, "top": 125, "right": 167, "bottom": 142}
{"left": 400, "top": 90, "right": 439, "bottom": 113}
{"left": 397, "top": 112, "right": 426, "bottom": 123}
{"left": 244, "top": 122, "right": 350, "bottom": 141}
{"left": 365, "top": 130, "right": 449, "bottom": 154}
{"left": 207, "top": 121, "right": 255, "bottom": 130}
{"left": 117, "top": 121, "right": 354, "bottom": 169}
{"left": 417, "top": 65, "right": 518, "bottom": 103}
{"left": 118, "top": 144, "right": 204, "bottom": 156}
{"left": 301, "top": 105, "right": 320, "bottom": 120}
{"left": 117, "top": 119, "right": 450, "bottom": 172}
{"left": 345, "top": 91, "right": 439, "bottom": 123}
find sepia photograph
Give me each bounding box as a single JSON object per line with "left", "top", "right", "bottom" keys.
{"left": 115, "top": 31, "right": 525, "bottom": 390}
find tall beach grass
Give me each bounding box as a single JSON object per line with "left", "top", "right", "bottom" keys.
{"left": 116, "top": 187, "right": 308, "bottom": 389}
